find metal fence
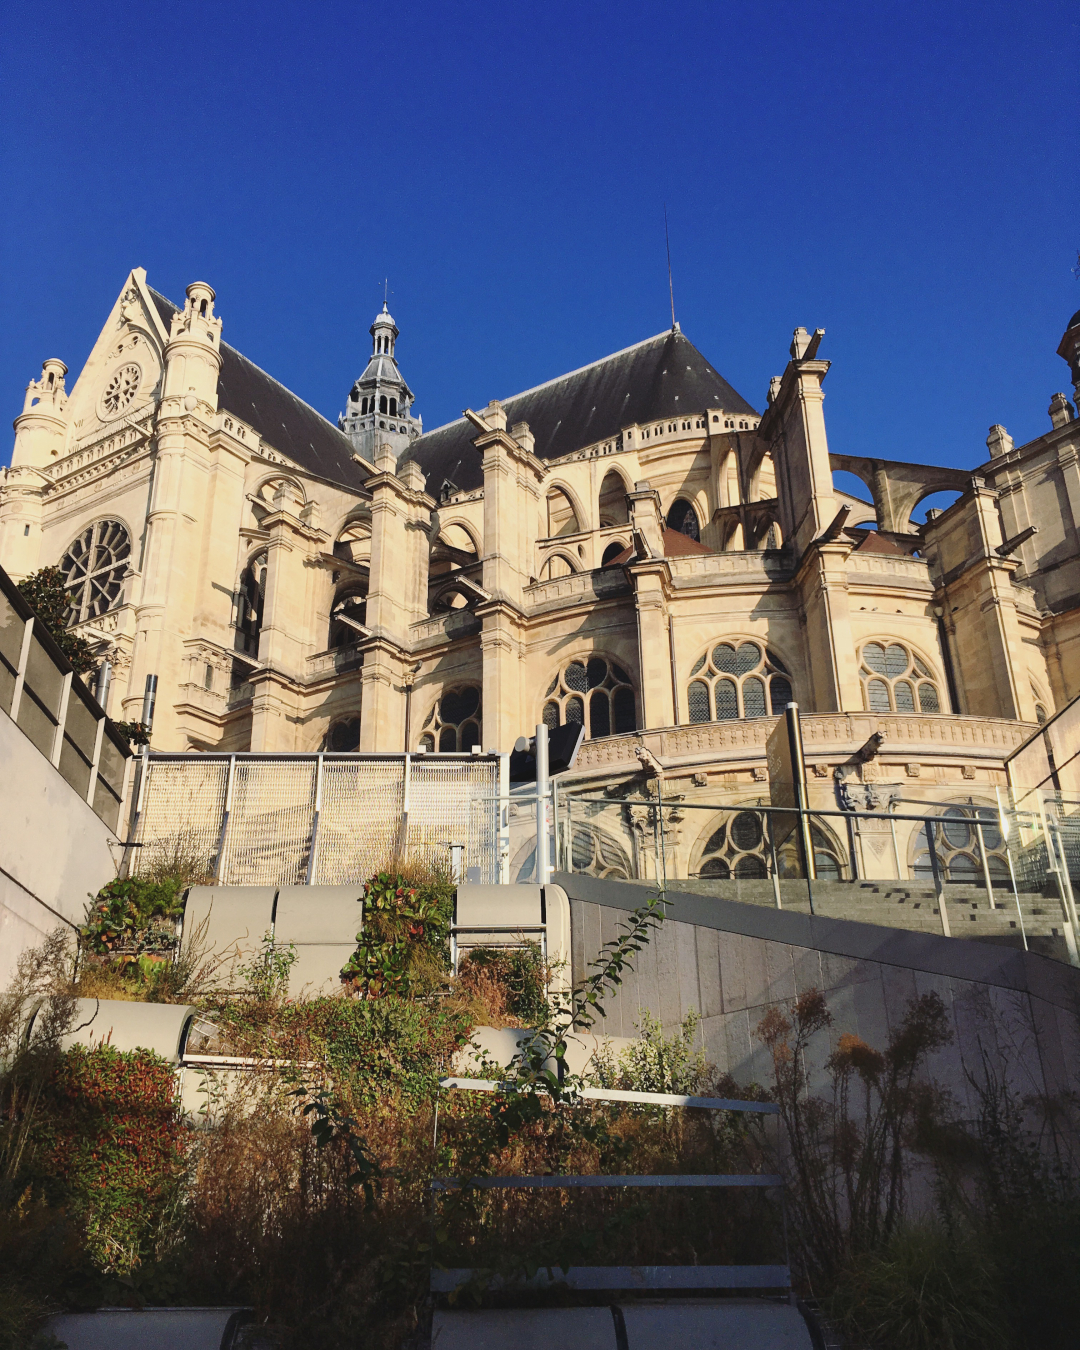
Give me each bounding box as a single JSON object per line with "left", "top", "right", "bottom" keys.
{"left": 130, "top": 751, "right": 508, "bottom": 886}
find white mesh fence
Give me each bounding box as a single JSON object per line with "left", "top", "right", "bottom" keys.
{"left": 132, "top": 753, "right": 504, "bottom": 886}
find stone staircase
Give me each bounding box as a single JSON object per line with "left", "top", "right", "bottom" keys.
{"left": 629, "top": 875, "right": 1076, "bottom": 964}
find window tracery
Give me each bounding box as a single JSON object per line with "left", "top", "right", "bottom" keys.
{"left": 59, "top": 519, "right": 131, "bottom": 625}
{"left": 101, "top": 364, "right": 141, "bottom": 418}
{"left": 686, "top": 641, "right": 792, "bottom": 723}
{"left": 912, "top": 805, "right": 1010, "bottom": 886}
{"left": 695, "top": 811, "right": 844, "bottom": 881}
{"left": 542, "top": 657, "right": 635, "bottom": 740}
{"left": 859, "top": 642, "right": 940, "bottom": 713}
{"left": 418, "top": 685, "right": 482, "bottom": 752}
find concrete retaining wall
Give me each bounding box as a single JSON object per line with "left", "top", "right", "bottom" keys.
{"left": 0, "top": 710, "right": 120, "bottom": 986}
{"left": 557, "top": 872, "right": 1080, "bottom": 1116}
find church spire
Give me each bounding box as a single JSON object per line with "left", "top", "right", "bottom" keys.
{"left": 339, "top": 302, "right": 422, "bottom": 459}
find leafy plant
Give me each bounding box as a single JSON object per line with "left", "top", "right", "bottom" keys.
{"left": 590, "top": 1008, "right": 713, "bottom": 1096}
{"left": 238, "top": 931, "right": 298, "bottom": 1002}
{"left": 79, "top": 877, "right": 185, "bottom": 963}
{"left": 455, "top": 942, "right": 550, "bottom": 1026}
{"left": 16, "top": 566, "right": 97, "bottom": 679}
{"left": 341, "top": 870, "right": 453, "bottom": 998}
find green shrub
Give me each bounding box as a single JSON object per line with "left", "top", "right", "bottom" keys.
{"left": 340, "top": 869, "right": 453, "bottom": 998}
{"left": 79, "top": 877, "right": 186, "bottom": 964}
{"left": 456, "top": 942, "right": 549, "bottom": 1025}
{"left": 590, "top": 1008, "right": 714, "bottom": 1096}
{"left": 829, "top": 1224, "right": 1008, "bottom": 1350}
{"left": 20, "top": 1045, "right": 189, "bottom": 1273}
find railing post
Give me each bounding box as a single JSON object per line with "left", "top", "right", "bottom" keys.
{"left": 1040, "top": 797, "right": 1080, "bottom": 964}
{"left": 9, "top": 616, "right": 34, "bottom": 721}
{"left": 767, "top": 809, "right": 783, "bottom": 909}
{"left": 50, "top": 671, "right": 72, "bottom": 768}
{"left": 925, "top": 818, "right": 951, "bottom": 937}
{"left": 974, "top": 817, "right": 997, "bottom": 910}
{"left": 86, "top": 714, "right": 106, "bottom": 807}
{"left": 304, "top": 752, "right": 324, "bottom": 885}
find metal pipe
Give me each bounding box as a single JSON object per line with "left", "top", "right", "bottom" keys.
{"left": 304, "top": 753, "right": 324, "bottom": 885}
{"left": 94, "top": 657, "right": 112, "bottom": 712}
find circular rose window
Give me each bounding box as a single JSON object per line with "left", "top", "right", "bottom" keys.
{"left": 101, "top": 363, "right": 141, "bottom": 417}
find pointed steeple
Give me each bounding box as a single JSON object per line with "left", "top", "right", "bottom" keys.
{"left": 339, "top": 303, "right": 422, "bottom": 459}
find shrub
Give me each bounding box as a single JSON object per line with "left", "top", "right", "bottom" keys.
{"left": 341, "top": 869, "right": 453, "bottom": 998}
{"left": 19, "top": 1045, "right": 189, "bottom": 1273}
{"left": 455, "top": 943, "right": 549, "bottom": 1026}
{"left": 16, "top": 566, "right": 97, "bottom": 679}
{"left": 590, "top": 1008, "right": 714, "bottom": 1096}
{"left": 829, "top": 1224, "right": 1008, "bottom": 1350}
{"left": 79, "top": 877, "right": 185, "bottom": 963}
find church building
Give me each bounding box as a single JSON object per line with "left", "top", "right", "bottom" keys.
{"left": 3, "top": 269, "right": 1080, "bottom": 878}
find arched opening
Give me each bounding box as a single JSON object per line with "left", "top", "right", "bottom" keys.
{"left": 546, "top": 487, "right": 582, "bottom": 537}
{"left": 329, "top": 588, "right": 368, "bottom": 647}
{"left": 543, "top": 657, "right": 635, "bottom": 739}
{"left": 666, "top": 498, "right": 700, "bottom": 541}
{"left": 429, "top": 523, "right": 479, "bottom": 583}
{"left": 389, "top": 397, "right": 398, "bottom": 416}
{"left": 59, "top": 519, "right": 131, "bottom": 625}
{"left": 598, "top": 470, "right": 629, "bottom": 526}
{"left": 750, "top": 452, "right": 777, "bottom": 502}
{"left": 378, "top": 395, "right": 387, "bottom": 414}
{"left": 541, "top": 554, "right": 575, "bottom": 580}
{"left": 601, "top": 540, "right": 628, "bottom": 567}
{"left": 911, "top": 490, "right": 963, "bottom": 526}
{"left": 325, "top": 717, "right": 361, "bottom": 752}
{"left": 235, "top": 551, "right": 267, "bottom": 657}
{"left": 832, "top": 470, "right": 878, "bottom": 527}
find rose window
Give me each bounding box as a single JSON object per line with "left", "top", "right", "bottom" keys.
{"left": 60, "top": 519, "right": 131, "bottom": 624}
{"left": 101, "top": 364, "right": 142, "bottom": 417}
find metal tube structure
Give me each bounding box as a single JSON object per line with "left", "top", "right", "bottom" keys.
{"left": 535, "top": 723, "right": 550, "bottom": 885}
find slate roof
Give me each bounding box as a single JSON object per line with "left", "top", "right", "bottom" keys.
{"left": 406, "top": 328, "right": 758, "bottom": 495}
{"left": 148, "top": 290, "right": 368, "bottom": 493}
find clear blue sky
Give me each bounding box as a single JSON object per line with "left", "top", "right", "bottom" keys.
{"left": 2, "top": 0, "right": 1077, "bottom": 476}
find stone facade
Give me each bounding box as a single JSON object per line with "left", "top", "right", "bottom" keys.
{"left": 3, "top": 272, "right": 1079, "bottom": 878}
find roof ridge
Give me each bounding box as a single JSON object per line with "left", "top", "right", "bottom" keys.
{"left": 417, "top": 329, "right": 677, "bottom": 440}
{"left": 148, "top": 288, "right": 348, "bottom": 441}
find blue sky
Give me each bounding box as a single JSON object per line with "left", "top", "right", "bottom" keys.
{"left": 2, "top": 0, "right": 1076, "bottom": 478}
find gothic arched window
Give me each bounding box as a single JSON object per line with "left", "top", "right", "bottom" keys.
{"left": 859, "top": 642, "right": 940, "bottom": 713}
{"left": 418, "top": 685, "right": 482, "bottom": 752}
{"left": 695, "top": 811, "right": 844, "bottom": 881}
{"left": 686, "top": 641, "right": 792, "bottom": 723}
{"left": 666, "top": 498, "right": 700, "bottom": 541}
{"left": 912, "top": 805, "right": 1010, "bottom": 886}
{"left": 59, "top": 519, "right": 131, "bottom": 625}
{"left": 542, "top": 658, "right": 635, "bottom": 740}
{"left": 236, "top": 551, "right": 267, "bottom": 657}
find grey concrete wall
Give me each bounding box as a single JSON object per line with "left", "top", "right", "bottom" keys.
{"left": 558, "top": 872, "right": 1080, "bottom": 1117}
{"left": 0, "top": 710, "right": 120, "bottom": 986}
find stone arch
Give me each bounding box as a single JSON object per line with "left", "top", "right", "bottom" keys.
{"left": 251, "top": 471, "right": 307, "bottom": 509}
{"left": 545, "top": 482, "right": 586, "bottom": 537}
{"left": 601, "top": 538, "right": 630, "bottom": 566}
{"left": 830, "top": 453, "right": 969, "bottom": 534}
{"left": 540, "top": 551, "right": 579, "bottom": 580}
{"left": 598, "top": 468, "right": 631, "bottom": 526}
{"left": 749, "top": 451, "right": 778, "bottom": 503}
{"left": 666, "top": 496, "right": 701, "bottom": 541}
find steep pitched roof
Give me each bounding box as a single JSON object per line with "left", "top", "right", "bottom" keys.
{"left": 148, "top": 290, "right": 368, "bottom": 492}
{"left": 406, "top": 328, "right": 758, "bottom": 494}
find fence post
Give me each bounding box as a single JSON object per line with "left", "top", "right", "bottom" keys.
{"left": 535, "top": 724, "right": 550, "bottom": 884}
{"left": 212, "top": 754, "right": 237, "bottom": 884}
{"left": 304, "top": 752, "right": 324, "bottom": 885}
{"left": 1040, "top": 797, "right": 1080, "bottom": 963}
